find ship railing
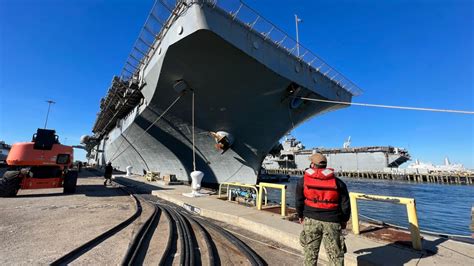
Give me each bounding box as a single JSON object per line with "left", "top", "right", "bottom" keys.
{"left": 208, "top": 0, "right": 363, "bottom": 97}
{"left": 94, "top": 0, "right": 185, "bottom": 134}
{"left": 119, "top": 0, "right": 183, "bottom": 81}
{"left": 218, "top": 182, "right": 267, "bottom": 206}
{"left": 350, "top": 192, "right": 422, "bottom": 250}
{"left": 117, "top": 0, "right": 363, "bottom": 96}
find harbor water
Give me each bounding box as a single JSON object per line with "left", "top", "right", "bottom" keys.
{"left": 269, "top": 177, "right": 474, "bottom": 236}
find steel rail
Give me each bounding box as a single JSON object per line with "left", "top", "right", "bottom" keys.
{"left": 182, "top": 214, "right": 217, "bottom": 266}
{"left": 191, "top": 215, "right": 265, "bottom": 266}
{"left": 50, "top": 190, "right": 142, "bottom": 265}
{"left": 122, "top": 202, "right": 161, "bottom": 265}
{"left": 163, "top": 205, "right": 186, "bottom": 265}
{"left": 158, "top": 206, "right": 175, "bottom": 266}
{"left": 113, "top": 180, "right": 179, "bottom": 266}
{"left": 112, "top": 179, "right": 265, "bottom": 265}
{"left": 167, "top": 204, "right": 266, "bottom": 266}
{"left": 175, "top": 208, "right": 195, "bottom": 266}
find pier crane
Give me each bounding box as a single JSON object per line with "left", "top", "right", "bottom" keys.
{"left": 0, "top": 129, "right": 78, "bottom": 197}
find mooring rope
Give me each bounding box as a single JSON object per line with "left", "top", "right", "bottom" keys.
{"left": 297, "top": 97, "right": 474, "bottom": 115}
{"left": 110, "top": 93, "right": 184, "bottom": 163}
{"left": 192, "top": 91, "right": 196, "bottom": 172}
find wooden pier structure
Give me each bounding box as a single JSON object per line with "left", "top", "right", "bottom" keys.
{"left": 263, "top": 168, "right": 474, "bottom": 185}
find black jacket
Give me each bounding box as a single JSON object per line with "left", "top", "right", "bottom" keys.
{"left": 295, "top": 172, "right": 351, "bottom": 223}
{"left": 104, "top": 165, "right": 113, "bottom": 178}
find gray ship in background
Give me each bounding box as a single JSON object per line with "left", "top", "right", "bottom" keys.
{"left": 263, "top": 136, "right": 411, "bottom": 172}
{"left": 0, "top": 141, "right": 11, "bottom": 164}
{"left": 82, "top": 0, "right": 362, "bottom": 185}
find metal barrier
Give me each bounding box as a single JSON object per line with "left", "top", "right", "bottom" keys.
{"left": 218, "top": 182, "right": 266, "bottom": 205}
{"left": 257, "top": 182, "right": 287, "bottom": 217}
{"left": 218, "top": 182, "right": 258, "bottom": 198}
{"left": 349, "top": 192, "right": 422, "bottom": 250}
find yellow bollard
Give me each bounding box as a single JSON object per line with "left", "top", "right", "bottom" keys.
{"left": 281, "top": 187, "right": 286, "bottom": 216}
{"left": 349, "top": 192, "right": 422, "bottom": 250}
{"left": 257, "top": 182, "right": 287, "bottom": 216}
{"left": 406, "top": 200, "right": 422, "bottom": 250}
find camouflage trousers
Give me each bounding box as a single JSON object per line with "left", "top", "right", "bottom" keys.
{"left": 299, "top": 217, "right": 346, "bottom": 266}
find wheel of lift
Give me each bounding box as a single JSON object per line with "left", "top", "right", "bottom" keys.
{"left": 0, "top": 171, "right": 21, "bottom": 197}
{"left": 63, "top": 170, "right": 78, "bottom": 194}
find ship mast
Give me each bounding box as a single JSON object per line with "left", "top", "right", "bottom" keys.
{"left": 295, "top": 14, "right": 302, "bottom": 56}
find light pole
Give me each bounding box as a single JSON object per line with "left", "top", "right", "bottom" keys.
{"left": 44, "top": 100, "right": 56, "bottom": 129}
{"left": 295, "top": 14, "right": 302, "bottom": 56}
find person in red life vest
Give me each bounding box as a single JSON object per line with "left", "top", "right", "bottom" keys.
{"left": 296, "top": 153, "right": 351, "bottom": 266}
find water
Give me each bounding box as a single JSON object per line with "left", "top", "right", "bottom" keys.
{"left": 268, "top": 177, "right": 474, "bottom": 236}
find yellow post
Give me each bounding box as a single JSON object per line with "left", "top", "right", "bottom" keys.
{"left": 257, "top": 184, "right": 263, "bottom": 210}
{"left": 257, "top": 182, "right": 287, "bottom": 216}
{"left": 281, "top": 187, "right": 286, "bottom": 216}
{"left": 406, "top": 200, "right": 422, "bottom": 250}
{"left": 349, "top": 193, "right": 360, "bottom": 235}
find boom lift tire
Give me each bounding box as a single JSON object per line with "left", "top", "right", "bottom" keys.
{"left": 63, "top": 170, "right": 78, "bottom": 194}
{"left": 0, "top": 171, "right": 21, "bottom": 197}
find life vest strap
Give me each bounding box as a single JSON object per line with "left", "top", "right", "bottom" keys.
{"left": 305, "top": 185, "right": 337, "bottom": 190}
{"left": 309, "top": 199, "right": 338, "bottom": 204}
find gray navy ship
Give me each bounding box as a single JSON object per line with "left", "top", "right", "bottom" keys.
{"left": 0, "top": 141, "right": 11, "bottom": 164}
{"left": 82, "top": 0, "right": 362, "bottom": 185}
{"left": 262, "top": 136, "right": 411, "bottom": 172}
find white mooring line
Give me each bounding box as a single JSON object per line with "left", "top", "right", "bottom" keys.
{"left": 298, "top": 97, "right": 474, "bottom": 115}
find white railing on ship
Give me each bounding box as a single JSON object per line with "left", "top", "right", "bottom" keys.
{"left": 119, "top": 0, "right": 362, "bottom": 97}
{"left": 119, "top": 0, "right": 180, "bottom": 81}
{"left": 208, "top": 0, "right": 362, "bottom": 96}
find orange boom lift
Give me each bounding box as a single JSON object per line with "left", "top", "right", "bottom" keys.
{"left": 0, "top": 129, "right": 78, "bottom": 197}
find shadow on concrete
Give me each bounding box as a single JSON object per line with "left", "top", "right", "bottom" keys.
{"left": 354, "top": 237, "right": 447, "bottom": 266}
{"left": 359, "top": 226, "right": 387, "bottom": 235}
{"left": 15, "top": 184, "right": 127, "bottom": 198}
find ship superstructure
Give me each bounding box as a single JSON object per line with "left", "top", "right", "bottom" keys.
{"left": 83, "top": 0, "right": 361, "bottom": 185}
{"left": 263, "top": 136, "right": 411, "bottom": 172}
{"left": 407, "top": 158, "right": 473, "bottom": 174}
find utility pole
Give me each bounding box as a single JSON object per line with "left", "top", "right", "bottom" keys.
{"left": 44, "top": 100, "right": 56, "bottom": 129}
{"left": 295, "top": 14, "right": 302, "bottom": 56}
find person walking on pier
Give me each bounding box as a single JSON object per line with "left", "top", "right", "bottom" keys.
{"left": 296, "top": 153, "right": 351, "bottom": 266}
{"left": 77, "top": 161, "right": 82, "bottom": 173}
{"left": 104, "top": 162, "right": 113, "bottom": 186}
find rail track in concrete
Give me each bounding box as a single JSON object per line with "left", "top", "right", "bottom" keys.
{"left": 51, "top": 178, "right": 267, "bottom": 266}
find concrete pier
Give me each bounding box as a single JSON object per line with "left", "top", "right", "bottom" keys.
{"left": 107, "top": 175, "right": 474, "bottom": 265}
{"left": 0, "top": 172, "right": 137, "bottom": 265}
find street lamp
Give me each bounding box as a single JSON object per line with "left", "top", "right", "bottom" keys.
{"left": 44, "top": 100, "right": 56, "bottom": 129}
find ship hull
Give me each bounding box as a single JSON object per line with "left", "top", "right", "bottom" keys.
{"left": 92, "top": 2, "right": 353, "bottom": 184}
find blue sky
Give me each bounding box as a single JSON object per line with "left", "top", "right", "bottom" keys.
{"left": 0, "top": 0, "right": 473, "bottom": 168}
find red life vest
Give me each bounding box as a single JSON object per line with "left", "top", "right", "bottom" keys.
{"left": 303, "top": 167, "right": 339, "bottom": 210}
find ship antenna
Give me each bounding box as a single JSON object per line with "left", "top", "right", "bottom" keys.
{"left": 295, "top": 14, "right": 302, "bottom": 56}
{"left": 44, "top": 100, "right": 56, "bottom": 129}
